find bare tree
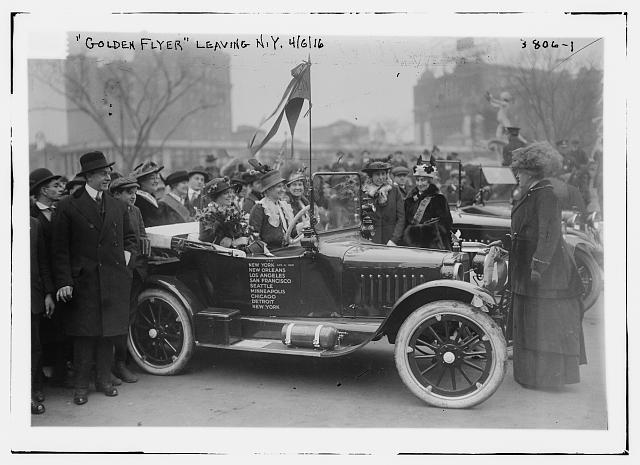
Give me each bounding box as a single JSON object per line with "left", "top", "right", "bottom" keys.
{"left": 33, "top": 51, "right": 222, "bottom": 174}
{"left": 508, "top": 48, "right": 602, "bottom": 148}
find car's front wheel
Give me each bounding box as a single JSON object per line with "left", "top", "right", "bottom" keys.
{"left": 128, "top": 288, "right": 195, "bottom": 375}
{"left": 394, "top": 300, "right": 507, "bottom": 409}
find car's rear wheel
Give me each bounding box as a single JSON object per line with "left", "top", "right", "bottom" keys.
{"left": 574, "top": 248, "right": 602, "bottom": 311}
{"left": 128, "top": 288, "right": 195, "bottom": 375}
{"left": 394, "top": 300, "right": 507, "bottom": 409}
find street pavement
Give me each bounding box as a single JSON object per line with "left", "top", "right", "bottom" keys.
{"left": 31, "top": 293, "right": 607, "bottom": 430}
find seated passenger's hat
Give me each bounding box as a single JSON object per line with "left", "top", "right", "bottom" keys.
{"left": 164, "top": 170, "right": 190, "bottom": 187}
{"left": 258, "top": 170, "right": 286, "bottom": 193}
{"left": 131, "top": 160, "right": 164, "bottom": 180}
{"left": 29, "top": 168, "right": 61, "bottom": 195}
{"left": 109, "top": 175, "right": 140, "bottom": 193}
{"left": 204, "top": 177, "right": 241, "bottom": 198}
{"left": 78, "top": 151, "right": 115, "bottom": 175}
{"left": 286, "top": 167, "right": 307, "bottom": 185}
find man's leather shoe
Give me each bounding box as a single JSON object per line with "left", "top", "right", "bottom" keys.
{"left": 95, "top": 383, "right": 118, "bottom": 397}
{"left": 113, "top": 362, "right": 138, "bottom": 383}
{"left": 31, "top": 400, "right": 45, "bottom": 414}
{"left": 73, "top": 390, "right": 88, "bottom": 405}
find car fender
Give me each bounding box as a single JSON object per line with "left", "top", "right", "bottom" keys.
{"left": 376, "top": 280, "right": 496, "bottom": 343}
{"left": 142, "top": 275, "right": 205, "bottom": 322}
{"left": 563, "top": 233, "right": 603, "bottom": 267}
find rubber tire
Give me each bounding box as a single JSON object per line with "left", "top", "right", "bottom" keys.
{"left": 574, "top": 248, "right": 602, "bottom": 311}
{"left": 394, "top": 300, "right": 507, "bottom": 409}
{"left": 128, "top": 288, "right": 195, "bottom": 376}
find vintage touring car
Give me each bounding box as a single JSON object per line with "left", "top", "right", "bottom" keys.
{"left": 129, "top": 172, "right": 509, "bottom": 409}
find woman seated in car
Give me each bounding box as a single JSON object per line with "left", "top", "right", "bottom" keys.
{"left": 285, "top": 168, "right": 309, "bottom": 216}
{"left": 197, "top": 177, "right": 251, "bottom": 250}
{"left": 249, "top": 169, "right": 297, "bottom": 250}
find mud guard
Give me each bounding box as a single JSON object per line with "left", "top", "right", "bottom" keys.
{"left": 376, "top": 280, "right": 496, "bottom": 343}
{"left": 142, "top": 275, "right": 205, "bottom": 322}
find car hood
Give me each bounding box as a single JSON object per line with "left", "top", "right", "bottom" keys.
{"left": 460, "top": 204, "right": 511, "bottom": 217}
{"left": 452, "top": 210, "right": 512, "bottom": 228}
{"left": 342, "top": 242, "right": 453, "bottom": 269}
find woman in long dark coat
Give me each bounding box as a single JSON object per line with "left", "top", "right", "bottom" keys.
{"left": 361, "top": 161, "right": 405, "bottom": 245}
{"left": 403, "top": 155, "right": 453, "bottom": 250}
{"left": 509, "top": 142, "right": 586, "bottom": 389}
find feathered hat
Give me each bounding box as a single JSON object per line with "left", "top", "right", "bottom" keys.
{"left": 286, "top": 166, "right": 307, "bottom": 185}
{"left": 204, "top": 176, "right": 241, "bottom": 199}
{"left": 413, "top": 152, "right": 438, "bottom": 178}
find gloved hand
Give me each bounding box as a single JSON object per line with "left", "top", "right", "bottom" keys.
{"left": 530, "top": 270, "right": 542, "bottom": 286}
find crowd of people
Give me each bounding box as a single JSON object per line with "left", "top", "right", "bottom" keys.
{"left": 28, "top": 151, "right": 320, "bottom": 414}
{"left": 29, "top": 136, "right": 597, "bottom": 414}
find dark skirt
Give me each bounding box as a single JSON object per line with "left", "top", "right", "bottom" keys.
{"left": 512, "top": 293, "right": 587, "bottom": 388}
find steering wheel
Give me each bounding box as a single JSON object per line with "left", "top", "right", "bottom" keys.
{"left": 285, "top": 205, "right": 311, "bottom": 245}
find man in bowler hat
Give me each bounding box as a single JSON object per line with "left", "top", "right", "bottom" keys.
{"left": 52, "top": 151, "right": 138, "bottom": 405}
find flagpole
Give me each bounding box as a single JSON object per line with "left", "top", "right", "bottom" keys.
{"left": 307, "top": 54, "right": 314, "bottom": 227}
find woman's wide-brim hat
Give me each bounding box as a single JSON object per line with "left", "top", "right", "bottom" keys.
{"left": 258, "top": 170, "right": 286, "bottom": 193}
{"left": 362, "top": 161, "right": 392, "bottom": 174}
{"left": 78, "top": 151, "right": 115, "bottom": 175}
{"left": 204, "top": 177, "right": 241, "bottom": 198}
{"left": 29, "top": 168, "right": 62, "bottom": 195}
{"left": 131, "top": 159, "right": 164, "bottom": 180}
{"left": 164, "top": 170, "right": 190, "bottom": 187}
{"left": 511, "top": 142, "right": 563, "bottom": 176}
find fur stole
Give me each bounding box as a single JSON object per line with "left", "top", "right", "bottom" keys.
{"left": 362, "top": 178, "right": 393, "bottom": 206}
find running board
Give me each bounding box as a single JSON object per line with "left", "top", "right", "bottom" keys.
{"left": 197, "top": 338, "right": 344, "bottom": 357}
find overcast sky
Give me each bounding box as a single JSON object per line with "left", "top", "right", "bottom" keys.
{"left": 26, "top": 25, "right": 603, "bottom": 142}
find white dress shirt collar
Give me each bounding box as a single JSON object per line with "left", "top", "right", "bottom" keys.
{"left": 85, "top": 184, "right": 102, "bottom": 201}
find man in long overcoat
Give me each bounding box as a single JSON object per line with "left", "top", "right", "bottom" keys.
{"left": 52, "top": 151, "right": 138, "bottom": 405}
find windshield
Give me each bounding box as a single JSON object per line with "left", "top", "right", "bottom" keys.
{"left": 312, "top": 172, "right": 362, "bottom": 233}
{"left": 437, "top": 162, "right": 517, "bottom": 205}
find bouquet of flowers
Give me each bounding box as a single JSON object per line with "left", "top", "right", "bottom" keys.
{"left": 195, "top": 202, "right": 253, "bottom": 244}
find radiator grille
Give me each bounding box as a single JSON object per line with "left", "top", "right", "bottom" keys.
{"left": 359, "top": 271, "right": 426, "bottom": 306}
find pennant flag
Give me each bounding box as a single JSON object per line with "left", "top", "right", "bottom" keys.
{"left": 249, "top": 61, "right": 311, "bottom": 157}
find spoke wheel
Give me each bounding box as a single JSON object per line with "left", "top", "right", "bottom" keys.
{"left": 128, "top": 288, "right": 195, "bottom": 375}
{"left": 574, "top": 248, "right": 602, "bottom": 311}
{"left": 394, "top": 300, "right": 507, "bottom": 409}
